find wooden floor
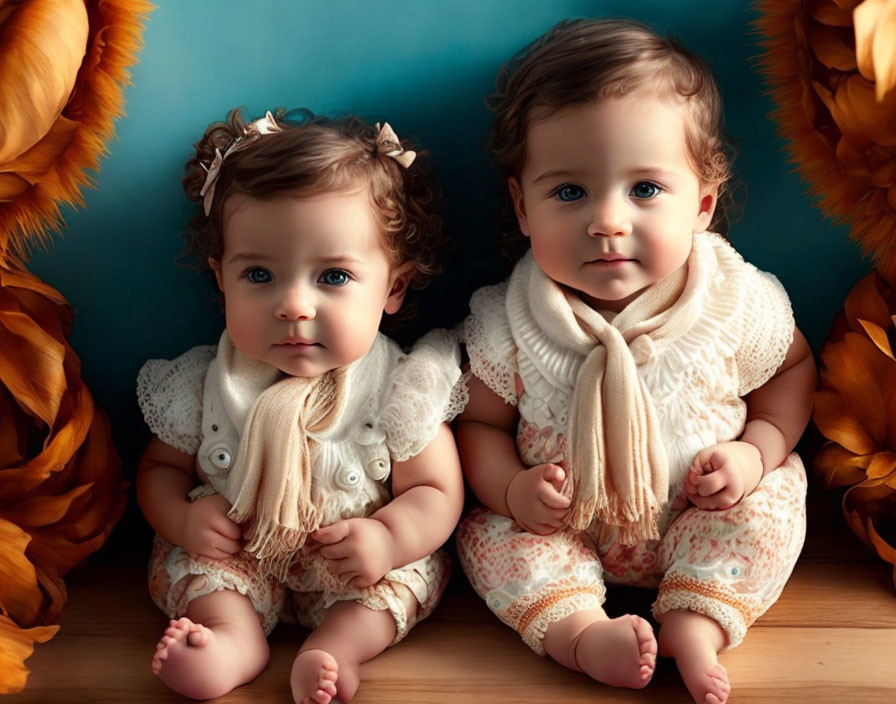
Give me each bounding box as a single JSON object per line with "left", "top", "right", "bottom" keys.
{"left": 8, "top": 492, "right": 896, "bottom": 704}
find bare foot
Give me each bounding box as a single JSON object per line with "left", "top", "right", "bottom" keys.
{"left": 291, "top": 648, "right": 339, "bottom": 704}
{"left": 572, "top": 614, "right": 657, "bottom": 689}
{"left": 151, "top": 615, "right": 266, "bottom": 700}
{"left": 672, "top": 649, "right": 730, "bottom": 704}
{"left": 152, "top": 617, "right": 211, "bottom": 675}
{"left": 658, "top": 610, "right": 730, "bottom": 704}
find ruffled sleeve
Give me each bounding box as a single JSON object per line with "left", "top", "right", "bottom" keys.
{"left": 734, "top": 266, "right": 795, "bottom": 397}
{"left": 136, "top": 345, "right": 216, "bottom": 455}
{"left": 460, "top": 281, "right": 519, "bottom": 405}
{"left": 381, "top": 329, "right": 464, "bottom": 462}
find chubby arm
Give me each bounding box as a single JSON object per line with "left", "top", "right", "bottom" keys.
{"left": 373, "top": 422, "right": 464, "bottom": 564}
{"left": 312, "top": 423, "right": 463, "bottom": 587}
{"left": 456, "top": 374, "right": 523, "bottom": 516}
{"left": 456, "top": 374, "right": 570, "bottom": 534}
{"left": 686, "top": 326, "right": 816, "bottom": 509}
{"left": 740, "top": 326, "right": 816, "bottom": 473}
{"left": 137, "top": 437, "right": 241, "bottom": 558}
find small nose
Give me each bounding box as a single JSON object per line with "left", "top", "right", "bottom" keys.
{"left": 586, "top": 194, "right": 631, "bottom": 238}
{"left": 275, "top": 283, "right": 315, "bottom": 321}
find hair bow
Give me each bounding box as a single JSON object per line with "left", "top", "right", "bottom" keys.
{"left": 199, "top": 111, "right": 283, "bottom": 215}
{"left": 375, "top": 122, "right": 416, "bottom": 168}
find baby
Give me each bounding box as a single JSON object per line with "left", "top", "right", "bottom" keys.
{"left": 455, "top": 18, "right": 815, "bottom": 704}
{"left": 136, "top": 109, "right": 464, "bottom": 703}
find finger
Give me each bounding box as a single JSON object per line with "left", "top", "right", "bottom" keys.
{"left": 543, "top": 464, "right": 566, "bottom": 485}
{"left": 706, "top": 451, "right": 727, "bottom": 473}
{"left": 536, "top": 514, "right": 565, "bottom": 529}
{"left": 695, "top": 471, "right": 729, "bottom": 497}
{"left": 538, "top": 487, "right": 572, "bottom": 510}
{"left": 212, "top": 516, "right": 243, "bottom": 540}
{"left": 687, "top": 493, "right": 721, "bottom": 511}
{"left": 312, "top": 521, "right": 350, "bottom": 545}
{"left": 319, "top": 543, "right": 351, "bottom": 560}
{"left": 211, "top": 535, "right": 243, "bottom": 554}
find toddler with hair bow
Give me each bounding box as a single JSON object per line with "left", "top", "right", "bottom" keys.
{"left": 455, "top": 18, "right": 816, "bottom": 704}
{"left": 136, "top": 108, "right": 465, "bottom": 704}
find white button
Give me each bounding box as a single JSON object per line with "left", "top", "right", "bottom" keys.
{"left": 208, "top": 444, "right": 232, "bottom": 470}
{"left": 366, "top": 458, "right": 389, "bottom": 480}
{"left": 334, "top": 466, "right": 363, "bottom": 489}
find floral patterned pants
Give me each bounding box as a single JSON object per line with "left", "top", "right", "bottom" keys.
{"left": 456, "top": 454, "right": 806, "bottom": 654}
{"left": 149, "top": 538, "right": 449, "bottom": 644}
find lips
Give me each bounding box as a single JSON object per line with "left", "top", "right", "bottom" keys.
{"left": 593, "top": 253, "right": 630, "bottom": 262}
{"left": 276, "top": 336, "right": 317, "bottom": 346}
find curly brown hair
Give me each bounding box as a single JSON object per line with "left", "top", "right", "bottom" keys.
{"left": 182, "top": 108, "right": 447, "bottom": 324}
{"left": 489, "top": 18, "right": 736, "bottom": 260}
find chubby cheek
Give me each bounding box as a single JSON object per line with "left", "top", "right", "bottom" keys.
{"left": 223, "top": 300, "right": 265, "bottom": 358}
{"left": 328, "top": 306, "right": 383, "bottom": 366}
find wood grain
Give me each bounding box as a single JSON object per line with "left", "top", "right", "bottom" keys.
{"left": 7, "top": 494, "right": 896, "bottom": 704}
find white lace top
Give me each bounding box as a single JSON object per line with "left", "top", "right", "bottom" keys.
{"left": 137, "top": 330, "right": 466, "bottom": 525}
{"left": 462, "top": 232, "right": 795, "bottom": 509}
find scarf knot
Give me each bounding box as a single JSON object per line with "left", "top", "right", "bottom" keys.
{"left": 509, "top": 249, "right": 695, "bottom": 544}
{"left": 215, "top": 332, "right": 348, "bottom": 581}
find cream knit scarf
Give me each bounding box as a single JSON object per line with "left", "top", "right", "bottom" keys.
{"left": 215, "top": 332, "right": 348, "bottom": 580}
{"left": 509, "top": 250, "right": 695, "bottom": 544}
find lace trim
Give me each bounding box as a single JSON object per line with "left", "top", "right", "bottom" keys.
{"left": 519, "top": 588, "right": 605, "bottom": 655}
{"left": 381, "top": 328, "right": 463, "bottom": 462}
{"left": 653, "top": 578, "right": 753, "bottom": 651}
{"left": 462, "top": 281, "right": 518, "bottom": 405}
{"left": 136, "top": 345, "right": 216, "bottom": 455}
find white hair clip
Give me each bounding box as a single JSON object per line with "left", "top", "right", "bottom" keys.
{"left": 199, "top": 111, "right": 283, "bottom": 215}
{"left": 375, "top": 122, "right": 416, "bottom": 168}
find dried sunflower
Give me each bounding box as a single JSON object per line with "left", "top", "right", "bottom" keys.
{"left": 814, "top": 271, "right": 896, "bottom": 588}
{"left": 755, "top": 0, "right": 896, "bottom": 281}
{"left": 0, "top": 0, "right": 152, "bottom": 693}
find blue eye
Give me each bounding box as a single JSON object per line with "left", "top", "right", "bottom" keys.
{"left": 631, "top": 181, "right": 661, "bottom": 199}
{"left": 554, "top": 184, "right": 586, "bottom": 202}
{"left": 319, "top": 269, "right": 350, "bottom": 287}
{"left": 244, "top": 267, "right": 272, "bottom": 284}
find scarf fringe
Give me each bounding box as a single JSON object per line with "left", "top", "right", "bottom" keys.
{"left": 568, "top": 495, "right": 661, "bottom": 545}
{"left": 245, "top": 523, "right": 312, "bottom": 582}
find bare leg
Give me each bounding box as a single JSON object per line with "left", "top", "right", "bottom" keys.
{"left": 151, "top": 589, "right": 269, "bottom": 699}
{"left": 542, "top": 607, "right": 657, "bottom": 689}
{"left": 658, "top": 609, "right": 730, "bottom": 704}
{"left": 291, "top": 588, "right": 414, "bottom": 704}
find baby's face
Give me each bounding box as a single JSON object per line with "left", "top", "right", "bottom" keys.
{"left": 509, "top": 92, "right": 716, "bottom": 312}
{"left": 211, "top": 187, "right": 410, "bottom": 377}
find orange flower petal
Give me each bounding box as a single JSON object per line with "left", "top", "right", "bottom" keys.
{"left": 814, "top": 442, "right": 872, "bottom": 486}
{"left": 814, "top": 389, "right": 879, "bottom": 454}
{"left": 0, "top": 616, "right": 57, "bottom": 695}
{"left": 0, "top": 0, "right": 87, "bottom": 163}
{"left": 858, "top": 318, "right": 896, "bottom": 358}
{"left": 0, "top": 519, "right": 41, "bottom": 624}
{"left": 866, "top": 450, "right": 896, "bottom": 478}
{"left": 844, "top": 272, "right": 894, "bottom": 330}
{"left": 0, "top": 483, "right": 92, "bottom": 528}
{"left": 0, "top": 290, "right": 66, "bottom": 424}
{"left": 809, "top": 22, "right": 858, "bottom": 70}
{"left": 811, "top": 0, "right": 859, "bottom": 27}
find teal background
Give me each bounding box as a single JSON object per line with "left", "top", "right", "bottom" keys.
{"left": 27, "top": 0, "right": 870, "bottom": 468}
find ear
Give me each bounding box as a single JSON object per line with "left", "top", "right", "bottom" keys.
{"left": 508, "top": 177, "right": 530, "bottom": 237}
{"left": 384, "top": 261, "right": 415, "bottom": 315}
{"left": 694, "top": 185, "right": 718, "bottom": 234}
{"left": 208, "top": 257, "right": 224, "bottom": 291}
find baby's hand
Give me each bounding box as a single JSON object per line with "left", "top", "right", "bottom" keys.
{"left": 311, "top": 517, "right": 395, "bottom": 588}
{"left": 685, "top": 441, "right": 763, "bottom": 510}
{"left": 506, "top": 463, "right": 571, "bottom": 535}
{"left": 179, "top": 493, "right": 243, "bottom": 559}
